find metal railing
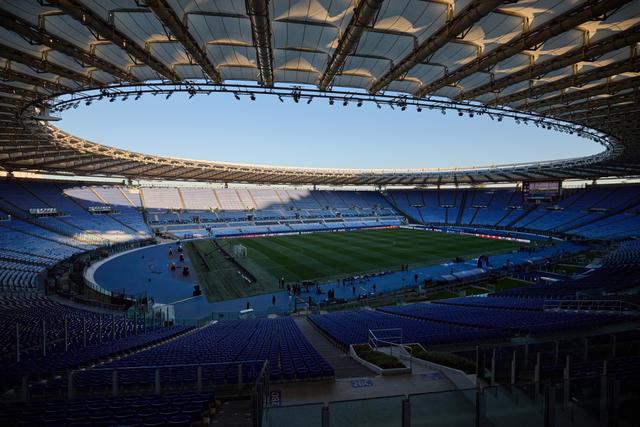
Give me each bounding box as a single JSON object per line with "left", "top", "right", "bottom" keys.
{"left": 543, "top": 299, "right": 640, "bottom": 314}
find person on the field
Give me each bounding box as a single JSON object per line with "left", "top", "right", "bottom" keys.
{"left": 272, "top": 295, "right": 276, "bottom": 306}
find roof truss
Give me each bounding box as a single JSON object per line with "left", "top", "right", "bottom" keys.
{"left": 49, "top": 0, "right": 179, "bottom": 82}
{"left": 369, "top": 0, "right": 503, "bottom": 94}
{"left": 533, "top": 76, "right": 640, "bottom": 112}
{"left": 0, "top": 10, "right": 134, "bottom": 83}
{"left": 457, "top": 25, "right": 640, "bottom": 101}
{"left": 319, "top": 0, "right": 384, "bottom": 90}
{"left": 246, "top": 0, "right": 274, "bottom": 87}
{"left": 496, "top": 55, "right": 640, "bottom": 107}
{"left": 416, "top": 0, "right": 632, "bottom": 98}
{"left": 146, "top": 0, "right": 221, "bottom": 83}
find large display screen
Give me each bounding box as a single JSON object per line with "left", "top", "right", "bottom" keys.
{"left": 522, "top": 181, "right": 561, "bottom": 201}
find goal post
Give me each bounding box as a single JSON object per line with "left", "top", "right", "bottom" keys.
{"left": 233, "top": 244, "right": 247, "bottom": 258}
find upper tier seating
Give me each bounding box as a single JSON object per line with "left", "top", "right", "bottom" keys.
{"left": 0, "top": 180, "right": 152, "bottom": 292}
{"left": 388, "top": 185, "right": 640, "bottom": 239}
{"left": 141, "top": 186, "right": 403, "bottom": 238}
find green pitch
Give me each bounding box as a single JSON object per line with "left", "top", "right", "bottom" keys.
{"left": 186, "top": 228, "right": 522, "bottom": 302}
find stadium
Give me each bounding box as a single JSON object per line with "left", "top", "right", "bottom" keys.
{"left": 1, "top": 0, "right": 640, "bottom": 426}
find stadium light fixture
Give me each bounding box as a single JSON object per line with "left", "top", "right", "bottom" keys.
{"left": 342, "top": 99, "right": 348, "bottom": 106}
{"left": 329, "top": 98, "right": 334, "bottom": 105}
{"left": 234, "top": 93, "right": 240, "bottom": 100}
{"left": 306, "top": 97, "right": 312, "bottom": 104}
{"left": 135, "top": 92, "right": 142, "bottom": 100}
{"left": 250, "top": 94, "right": 256, "bottom": 101}
{"left": 85, "top": 100, "right": 92, "bottom": 106}
{"left": 458, "top": 111, "right": 463, "bottom": 116}
{"left": 441, "top": 109, "right": 446, "bottom": 115}
{"left": 357, "top": 99, "right": 362, "bottom": 107}
{"left": 376, "top": 102, "right": 381, "bottom": 109}
{"left": 416, "top": 106, "right": 422, "bottom": 112}
{"left": 278, "top": 95, "right": 284, "bottom": 102}
{"left": 109, "top": 96, "right": 116, "bottom": 102}
{"left": 166, "top": 92, "right": 173, "bottom": 99}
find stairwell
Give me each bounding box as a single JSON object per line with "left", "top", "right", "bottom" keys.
{"left": 294, "top": 317, "right": 372, "bottom": 379}
{"left": 176, "top": 188, "right": 187, "bottom": 210}
{"left": 89, "top": 187, "right": 109, "bottom": 204}
{"left": 17, "top": 182, "right": 56, "bottom": 210}
{"left": 455, "top": 190, "right": 469, "bottom": 225}
{"left": 117, "top": 187, "right": 137, "bottom": 207}
{"left": 468, "top": 208, "right": 480, "bottom": 225}
{"left": 212, "top": 188, "right": 223, "bottom": 210}
{"left": 382, "top": 192, "right": 420, "bottom": 224}
{"left": 506, "top": 205, "right": 538, "bottom": 228}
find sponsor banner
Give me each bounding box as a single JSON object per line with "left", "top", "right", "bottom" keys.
{"left": 216, "top": 225, "right": 399, "bottom": 240}
{"left": 406, "top": 225, "right": 530, "bottom": 243}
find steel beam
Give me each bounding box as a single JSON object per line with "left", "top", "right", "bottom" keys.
{"left": 50, "top": 0, "right": 179, "bottom": 82}
{"left": 564, "top": 102, "right": 640, "bottom": 121}
{"left": 369, "top": 0, "right": 503, "bottom": 94}
{"left": 0, "top": 10, "right": 134, "bottom": 82}
{"left": 497, "top": 56, "right": 640, "bottom": 107}
{"left": 0, "top": 43, "right": 98, "bottom": 86}
{"left": 0, "top": 82, "right": 40, "bottom": 99}
{"left": 540, "top": 83, "right": 639, "bottom": 114}
{"left": 3, "top": 149, "right": 80, "bottom": 163}
{"left": 246, "top": 0, "right": 274, "bottom": 86}
{"left": 319, "top": 0, "right": 384, "bottom": 90}
{"left": 457, "top": 25, "right": 640, "bottom": 101}
{"left": 416, "top": 0, "right": 632, "bottom": 98}
{"left": 34, "top": 153, "right": 98, "bottom": 167}
{"left": 146, "top": 0, "right": 221, "bottom": 83}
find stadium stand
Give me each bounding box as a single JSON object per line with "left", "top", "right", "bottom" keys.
{"left": 388, "top": 185, "right": 640, "bottom": 239}
{"left": 0, "top": 392, "right": 215, "bottom": 426}
{"left": 0, "top": 296, "right": 189, "bottom": 384}
{"left": 140, "top": 186, "right": 404, "bottom": 238}
{"left": 310, "top": 301, "right": 628, "bottom": 350}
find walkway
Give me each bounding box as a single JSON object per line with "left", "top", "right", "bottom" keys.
{"left": 294, "top": 316, "right": 371, "bottom": 379}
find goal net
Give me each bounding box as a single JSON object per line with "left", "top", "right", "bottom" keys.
{"left": 233, "top": 244, "right": 247, "bottom": 258}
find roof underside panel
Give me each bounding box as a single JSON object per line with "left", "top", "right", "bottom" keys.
{"left": 0, "top": 0, "right": 637, "bottom": 185}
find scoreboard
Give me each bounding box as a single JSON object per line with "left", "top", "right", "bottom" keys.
{"left": 522, "top": 181, "right": 561, "bottom": 202}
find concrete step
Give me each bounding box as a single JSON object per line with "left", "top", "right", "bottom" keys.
{"left": 294, "top": 316, "right": 372, "bottom": 379}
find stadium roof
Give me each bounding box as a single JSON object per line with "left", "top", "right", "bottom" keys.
{"left": 0, "top": 0, "right": 639, "bottom": 185}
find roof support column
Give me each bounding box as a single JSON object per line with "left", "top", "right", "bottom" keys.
{"left": 318, "top": 0, "right": 384, "bottom": 90}
{"left": 246, "top": 0, "right": 274, "bottom": 87}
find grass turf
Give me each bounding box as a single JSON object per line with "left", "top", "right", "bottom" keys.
{"left": 189, "top": 228, "right": 522, "bottom": 302}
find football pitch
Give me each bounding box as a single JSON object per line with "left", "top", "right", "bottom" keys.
{"left": 185, "top": 227, "right": 523, "bottom": 302}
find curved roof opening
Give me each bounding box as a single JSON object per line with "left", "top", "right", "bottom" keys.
{"left": 58, "top": 91, "right": 605, "bottom": 170}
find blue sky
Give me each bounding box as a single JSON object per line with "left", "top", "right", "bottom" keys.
{"left": 59, "top": 92, "right": 603, "bottom": 169}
